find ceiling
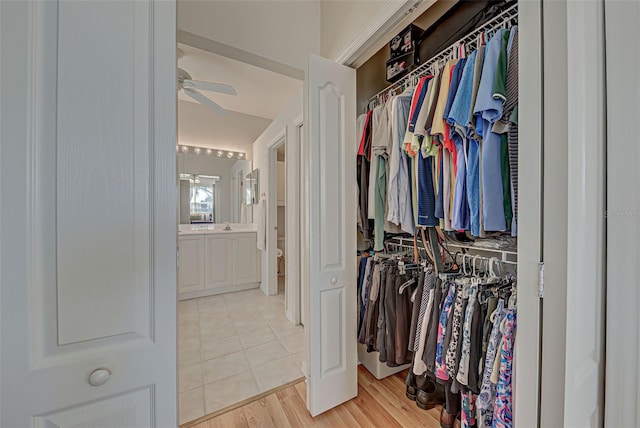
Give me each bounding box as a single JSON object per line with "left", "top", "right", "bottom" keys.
{"left": 177, "top": 0, "right": 320, "bottom": 72}
{"left": 178, "top": 44, "right": 302, "bottom": 120}
{"left": 178, "top": 100, "right": 271, "bottom": 159}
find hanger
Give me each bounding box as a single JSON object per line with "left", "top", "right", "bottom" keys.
{"left": 399, "top": 277, "right": 416, "bottom": 294}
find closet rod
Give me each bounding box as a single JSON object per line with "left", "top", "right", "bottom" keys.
{"left": 366, "top": 2, "right": 518, "bottom": 110}
{"left": 387, "top": 236, "right": 517, "bottom": 264}
{"left": 385, "top": 241, "right": 517, "bottom": 266}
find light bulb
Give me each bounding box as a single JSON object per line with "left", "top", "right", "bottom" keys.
{"left": 194, "top": 147, "right": 201, "bottom": 155}
{"left": 181, "top": 145, "right": 189, "bottom": 153}
{"left": 217, "top": 151, "right": 223, "bottom": 157}
{"left": 206, "top": 149, "right": 213, "bottom": 156}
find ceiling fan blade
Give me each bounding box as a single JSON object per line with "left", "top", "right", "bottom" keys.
{"left": 182, "top": 79, "right": 237, "bottom": 96}
{"left": 183, "top": 88, "right": 227, "bottom": 115}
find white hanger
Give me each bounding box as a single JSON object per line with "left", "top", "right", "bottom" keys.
{"left": 472, "top": 255, "right": 481, "bottom": 277}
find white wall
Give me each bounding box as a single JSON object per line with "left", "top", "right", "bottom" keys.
{"left": 253, "top": 92, "right": 302, "bottom": 294}
{"left": 178, "top": 153, "right": 236, "bottom": 222}
{"left": 320, "top": 0, "right": 388, "bottom": 61}
{"left": 178, "top": 100, "right": 271, "bottom": 160}
{"left": 178, "top": 0, "right": 320, "bottom": 72}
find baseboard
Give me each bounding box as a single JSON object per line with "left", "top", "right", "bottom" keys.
{"left": 178, "top": 282, "right": 260, "bottom": 301}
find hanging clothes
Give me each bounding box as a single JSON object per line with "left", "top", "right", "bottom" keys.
{"left": 474, "top": 29, "right": 509, "bottom": 232}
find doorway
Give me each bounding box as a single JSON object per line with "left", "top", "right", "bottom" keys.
{"left": 267, "top": 133, "right": 303, "bottom": 328}
{"left": 275, "top": 143, "right": 286, "bottom": 303}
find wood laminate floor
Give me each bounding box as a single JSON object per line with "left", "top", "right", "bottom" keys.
{"left": 189, "top": 365, "right": 442, "bottom": 428}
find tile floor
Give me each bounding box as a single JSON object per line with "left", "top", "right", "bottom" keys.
{"left": 178, "top": 280, "right": 304, "bottom": 425}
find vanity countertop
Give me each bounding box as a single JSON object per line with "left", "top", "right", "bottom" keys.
{"left": 178, "top": 224, "right": 257, "bottom": 235}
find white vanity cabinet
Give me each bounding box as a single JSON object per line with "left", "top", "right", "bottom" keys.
{"left": 204, "top": 235, "right": 232, "bottom": 289}
{"left": 179, "top": 231, "right": 260, "bottom": 300}
{"left": 178, "top": 235, "right": 205, "bottom": 293}
{"left": 232, "top": 233, "right": 259, "bottom": 284}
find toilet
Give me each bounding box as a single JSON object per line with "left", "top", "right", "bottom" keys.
{"left": 277, "top": 238, "right": 285, "bottom": 275}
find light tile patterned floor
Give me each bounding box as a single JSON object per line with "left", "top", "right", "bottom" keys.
{"left": 178, "top": 283, "right": 304, "bottom": 425}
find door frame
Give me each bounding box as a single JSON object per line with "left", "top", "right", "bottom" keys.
{"left": 287, "top": 115, "right": 304, "bottom": 326}
{"left": 515, "top": 1, "right": 543, "bottom": 425}
{"left": 266, "top": 131, "right": 286, "bottom": 299}
{"left": 603, "top": 1, "right": 639, "bottom": 424}
{"left": 323, "top": 1, "right": 545, "bottom": 424}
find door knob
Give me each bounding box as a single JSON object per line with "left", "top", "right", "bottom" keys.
{"left": 88, "top": 368, "right": 112, "bottom": 386}
{"left": 330, "top": 276, "right": 337, "bottom": 284}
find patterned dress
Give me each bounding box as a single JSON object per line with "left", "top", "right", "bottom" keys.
{"left": 492, "top": 308, "right": 516, "bottom": 428}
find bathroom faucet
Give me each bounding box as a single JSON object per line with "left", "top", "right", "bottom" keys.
{"left": 224, "top": 223, "right": 232, "bottom": 231}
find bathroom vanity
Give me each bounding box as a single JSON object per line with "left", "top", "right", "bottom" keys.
{"left": 178, "top": 224, "right": 261, "bottom": 300}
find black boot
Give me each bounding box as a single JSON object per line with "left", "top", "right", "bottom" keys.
{"left": 405, "top": 371, "right": 417, "bottom": 400}
{"left": 416, "top": 378, "right": 446, "bottom": 410}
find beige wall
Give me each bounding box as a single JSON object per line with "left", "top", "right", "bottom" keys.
{"left": 320, "top": 0, "right": 388, "bottom": 61}
{"left": 178, "top": 100, "right": 271, "bottom": 161}
{"left": 356, "top": 0, "right": 493, "bottom": 110}
{"left": 253, "top": 92, "right": 302, "bottom": 293}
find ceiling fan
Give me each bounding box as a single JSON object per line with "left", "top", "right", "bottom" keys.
{"left": 177, "top": 67, "right": 237, "bottom": 115}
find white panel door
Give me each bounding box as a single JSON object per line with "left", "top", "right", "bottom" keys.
{"left": 604, "top": 1, "right": 640, "bottom": 425}
{"left": 304, "top": 54, "right": 357, "bottom": 416}
{"left": 233, "top": 234, "right": 258, "bottom": 285}
{"left": 563, "top": 0, "right": 606, "bottom": 426}
{"left": 179, "top": 236, "right": 205, "bottom": 293}
{"left": 204, "top": 235, "right": 232, "bottom": 289}
{"left": 0, "top": 0, "right": 177, "bottom": 426}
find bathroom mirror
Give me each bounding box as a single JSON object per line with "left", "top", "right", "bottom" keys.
{"left": 178, "top": 153, "right": 252, "bottom": 224}
{"left": 245, "top": 171, "right": 254, "bottom": 206}
{"left": 250, "top": 168, "right": 260, "bottom": 205}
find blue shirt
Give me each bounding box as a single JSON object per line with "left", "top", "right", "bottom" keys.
{"left": 473, "top": 29, "right": 509, "bottom": 232}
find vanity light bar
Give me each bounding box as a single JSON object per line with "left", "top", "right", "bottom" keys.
{"left": 177, "top": 145, "right": 246, "bottom": 160}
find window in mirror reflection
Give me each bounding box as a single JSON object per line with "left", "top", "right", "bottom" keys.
{"left": 180, "top": 174, "right": 220, "bottom": 224}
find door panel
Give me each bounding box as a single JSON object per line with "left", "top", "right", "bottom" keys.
{"left": 205, "top": 235, "right": 232, "bottom": 288}
{"left": 180, "top": 236, "right": 205, "bottom": 293}
{"left": 1, "top": 0, "right": 177, "bottom": 425}
{"left": 563, "top": 0, "right": 606, "bottom": 425}
{"left": 305, "top": 54, "right": 356, "bottom": 416}
{"left": 604, "top": 0, "right": 640, "bottom": 425}
{"left": 34, "top": 388, "right": 152, "bottom": 428}
{"left": 515, "top": 1, "right": 543, "bottom": 425}
{"left": 233, "top": 234, "right": 258, "bottom": 284}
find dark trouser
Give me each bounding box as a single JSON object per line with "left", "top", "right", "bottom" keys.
{"left": 445, "top": 381, "right": 461, "bottom": 415}
{"left": 376, "top": 267, "right": 388, "bottom": 362}
{"left": 384, "top": 266, "right": 397, "bottom": 365}
{"left": 395, "top": 274, "right": 413, "bottom": 365}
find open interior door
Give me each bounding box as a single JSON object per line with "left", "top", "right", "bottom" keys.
{"left": 563, "top": 0, "right": 606, "bottom": 425}
{"left": 1, "top": 1, "right": 177, "bottom": 425}
{"left": 304, "top": 54, "right": 357, "bottom": 416}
